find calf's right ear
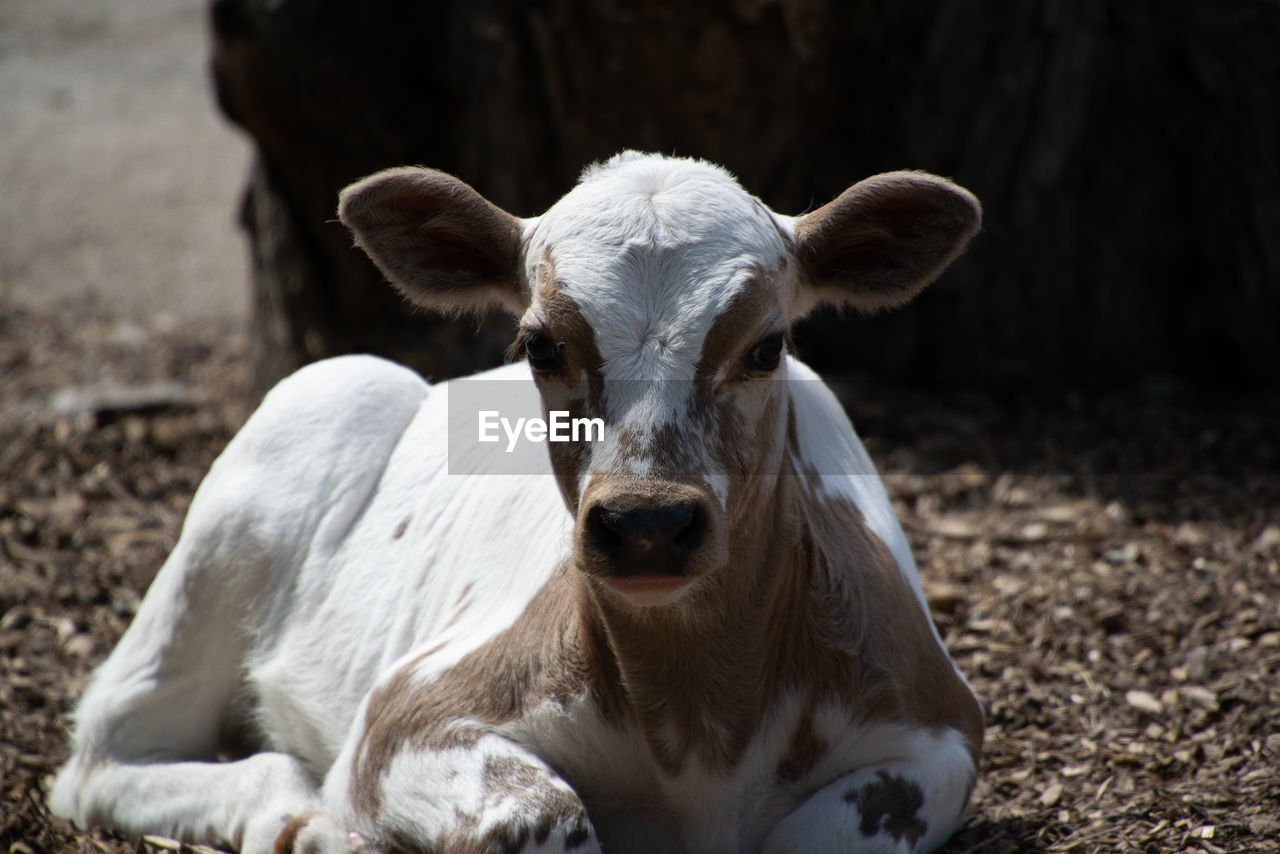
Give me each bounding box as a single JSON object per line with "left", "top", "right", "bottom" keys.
{"left": 339, "top": 167, "right": 528, "bottom": 316}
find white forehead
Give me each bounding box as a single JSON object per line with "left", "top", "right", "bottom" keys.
{"left": 524, "top": 153, "right": 789, "bottom": 379}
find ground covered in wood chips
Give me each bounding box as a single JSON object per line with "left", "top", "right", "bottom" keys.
{"left": 3, "top": 295, "right": 1278, "bottom": 854}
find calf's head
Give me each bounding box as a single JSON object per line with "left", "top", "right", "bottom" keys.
{"left": 340, "top": 153, "right": 979, "bottom": 606}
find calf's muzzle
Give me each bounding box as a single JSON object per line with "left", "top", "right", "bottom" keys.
{"left": 575, "top": 480, "right": 721, "bottom": 581}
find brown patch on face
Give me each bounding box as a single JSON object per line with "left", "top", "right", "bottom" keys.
{"left": 547, "top": 433, "right": 592, "bottom": 511}
{"left": 707, "top": 381, "right": 790, "bottom": 494}
{"left": 844, "top": 770, "right": 928, "bottom": 848}
{"left": 592, "top": 421, "right": 713, "bottom": 488}
{"left": 393, "top": 516, "right": 411, "bottom": 540}
{"left": 530, "top": 246, "right": 558, "bottom": 304}
{"left": 693, "top": 266, "right": 781, "bottom": 384}
{"left": 537, "top": 293, "right": 604, "bottom": 402}
{"left": 522, "top": 266, "right": 605, "bottom": 511}
{"left": 683, "top": 263, "right": 793, "bottom": 511}
{"left": 526, "top": 252, "right": 604, "bottom": 396}
{"left": 350, "top": 566, "right": 620, "bottom": 817}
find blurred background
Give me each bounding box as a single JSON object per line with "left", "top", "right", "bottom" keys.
{"left": 1, "top": 0, "right": 248, "bottom": 323}
{"left": 5, "top": 0, "right": 1277, "bottom": 396}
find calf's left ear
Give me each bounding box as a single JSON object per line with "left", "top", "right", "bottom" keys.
{"left": 790, "top": 172, "right": 980, "bottom": 314}
{"left": 339, "top": 167, "right": 528, "bottom": 316}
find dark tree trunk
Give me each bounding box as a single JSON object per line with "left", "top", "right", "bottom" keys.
{"left": 210, "top": 0, "right": 1280, "bottom": 394}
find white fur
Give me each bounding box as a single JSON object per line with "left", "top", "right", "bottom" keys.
{"left": 762, "top": 729, "right": 976, "bottom": 854}
{"left": 51, "top": 355, "right": 573, "bottom": 850}
{"left": 349, "top": 736, "right": 597, "bottom": 854}
{"left": 53, "top": 154, "right": 978, "bottom": 854}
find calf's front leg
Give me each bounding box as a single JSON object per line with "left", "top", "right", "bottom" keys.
{"left": 301, "top": 729, "right": 600, "bottom": 854}
{"left": 762, "top": 732, "right": 976, "bottom": 854}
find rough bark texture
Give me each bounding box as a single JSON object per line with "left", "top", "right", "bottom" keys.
{"left": 210, "top": 0, "right": 1280, "bottom": 393}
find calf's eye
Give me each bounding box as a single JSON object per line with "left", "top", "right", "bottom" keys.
{"left": 747, "top": 334, "right": 785, "bottom": 372}
{"left": 524, "top": 333, "right": 561, "bottom": 372}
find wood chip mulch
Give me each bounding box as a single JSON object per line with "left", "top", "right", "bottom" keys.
{"left": 2, "top": 295, "right": 1277, "bottom": 853}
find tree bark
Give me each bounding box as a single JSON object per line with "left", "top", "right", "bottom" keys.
{"left": 210, "top": 0, "right": 1280, "bottom": 393}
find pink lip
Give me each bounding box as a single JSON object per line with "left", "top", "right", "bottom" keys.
{"left": 602, "top": 575, "right": 692, "bottom": 596}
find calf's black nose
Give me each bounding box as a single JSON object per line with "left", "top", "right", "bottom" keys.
{"left": 585, "top": 501, "right": 705, "bottom": 575}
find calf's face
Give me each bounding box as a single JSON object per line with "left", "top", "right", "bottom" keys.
{"left": 339, "top": 153, "right": 979, "bottom": 606}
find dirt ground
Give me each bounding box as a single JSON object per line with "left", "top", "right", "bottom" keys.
{"left": 1, "top": 290, "right": 1277, "bottom": 853}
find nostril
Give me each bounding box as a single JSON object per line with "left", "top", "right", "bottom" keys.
{"left": 643, "top": 505, "right": 695, "bottom": 544}
{"left": 671, "top": 505, "right": 705, "bottom": 555}
{"left": 587, "top": 505, "right": 625, "bottom": 553}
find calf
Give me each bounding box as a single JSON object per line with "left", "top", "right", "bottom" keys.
{"left": 51, "top": 153, "right": 983, "bottom": 854}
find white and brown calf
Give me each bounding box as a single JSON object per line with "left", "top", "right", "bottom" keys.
{"left": 52, "top": 153, "right": 984, "bottom": 854}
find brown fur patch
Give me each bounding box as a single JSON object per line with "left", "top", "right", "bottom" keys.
{"left": 524, "top": 253, "right": 604, "bottom": 394}
{"left": 522, "top": 267, "right": 605, "bottom": 509}
{"left": 442, "top": 583, "right": 475, "bottom": 632}
{"left": 774, "top": 708, "right": 826, "bottom": 785}
{"left": 272, "top": 811, "right": 323, "bottom": 854}
{"left": 351, "top": 566, "right": 616, "bottom": 816}
{"left": 474, "top": 757, "right": 592, "bottom": 850}
{"left": 792, "top": 487, "right": 986, "bottom": 761}
{"left": 685, "top": 262, "right": 793, "bottom": 496}
{"left": 693, "top": 266, "right": 781, "bottom": 384}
